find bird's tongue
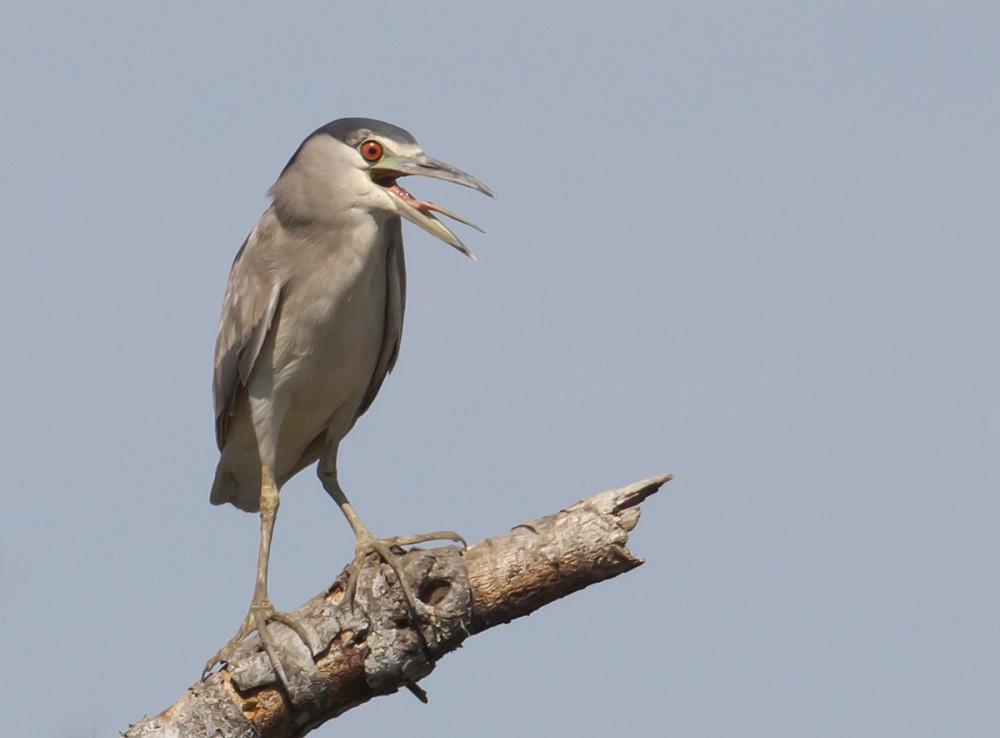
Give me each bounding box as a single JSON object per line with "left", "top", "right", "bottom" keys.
{"left": 389, "top": 183, "right": 426, "bottom": 210}
{"left": 389, "top": 183, "right": 482, "bottom": 230}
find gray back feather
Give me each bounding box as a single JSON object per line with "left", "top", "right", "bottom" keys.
{"left": 213, "top": 225, "right": 283, "bottom": 450}
{"left": 355, "top": 218, "right": 407, "bottom": 421}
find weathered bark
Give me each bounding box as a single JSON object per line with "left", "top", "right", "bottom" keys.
{"left": 124, "top": 474, "right": 672, "bottom": 738}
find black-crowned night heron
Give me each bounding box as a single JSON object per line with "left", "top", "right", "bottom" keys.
{"left": 204, "top": 118, "right": 494, "bottom": 682}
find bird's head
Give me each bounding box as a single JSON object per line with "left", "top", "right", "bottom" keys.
{"left": 271, "top": 118, "right": 495, "bottom": 259}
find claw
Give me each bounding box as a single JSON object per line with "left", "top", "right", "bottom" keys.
{"left": 384, "top": 530, "right": 467, "bottom": 549}
{"left": 345, "top": 529, "right": 465, "bottom": 649}
{"left": 202, "top": 599, "right": 310, "bottom": 693}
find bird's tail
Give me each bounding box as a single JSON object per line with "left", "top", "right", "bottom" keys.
{"left": 210, "top": 464, "right": 261, "bottom": 513}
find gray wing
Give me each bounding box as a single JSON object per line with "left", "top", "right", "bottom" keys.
{"left": 213, "top": 219, "right": 283, "bottom": 450}
{"left": 355, "top": 219, "right": 407, "bottom": 421}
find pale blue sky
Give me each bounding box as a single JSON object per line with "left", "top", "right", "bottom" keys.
{"left": 2, "top": 3, "right": 998, "bottom": 736}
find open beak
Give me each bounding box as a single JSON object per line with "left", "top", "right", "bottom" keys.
{"left": 371, "top": 153, "right": 496, "bottom": 259}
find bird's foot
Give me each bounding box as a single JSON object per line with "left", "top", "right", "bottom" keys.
{"left": 202, "top": 597, "right": 312, "bottom": 690}
{"left": 344, "top": 529, "right": 466, "bottom": 646}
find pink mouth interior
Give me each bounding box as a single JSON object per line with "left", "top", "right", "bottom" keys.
{"left": 389, "top": 182, "right": 443, "bottom": 216}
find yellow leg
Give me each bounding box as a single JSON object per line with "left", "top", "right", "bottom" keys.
{"left": 324, "top": 479, "right": 465, "bottom": 642}
{"left": 203, "top": 465, "right": 312, "bottom": 687}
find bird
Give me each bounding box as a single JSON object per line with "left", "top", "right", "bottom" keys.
{"left": 203, "top": 118, "right": 494, "bottom": 683}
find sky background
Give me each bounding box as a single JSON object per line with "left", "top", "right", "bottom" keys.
{"left": 2, "top": 2, "right": 998, "bottom": 736}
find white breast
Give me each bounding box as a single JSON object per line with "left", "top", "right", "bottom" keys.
{"left": 255, "top": 217, "right": 393, "bottom": 476}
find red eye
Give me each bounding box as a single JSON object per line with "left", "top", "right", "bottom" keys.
{"left": 360, "top": 140, "right": 384, "bottom": 162}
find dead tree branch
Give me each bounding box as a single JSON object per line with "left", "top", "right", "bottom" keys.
{"left": 124, "top": 474, "right": 672, "bottom": 738}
